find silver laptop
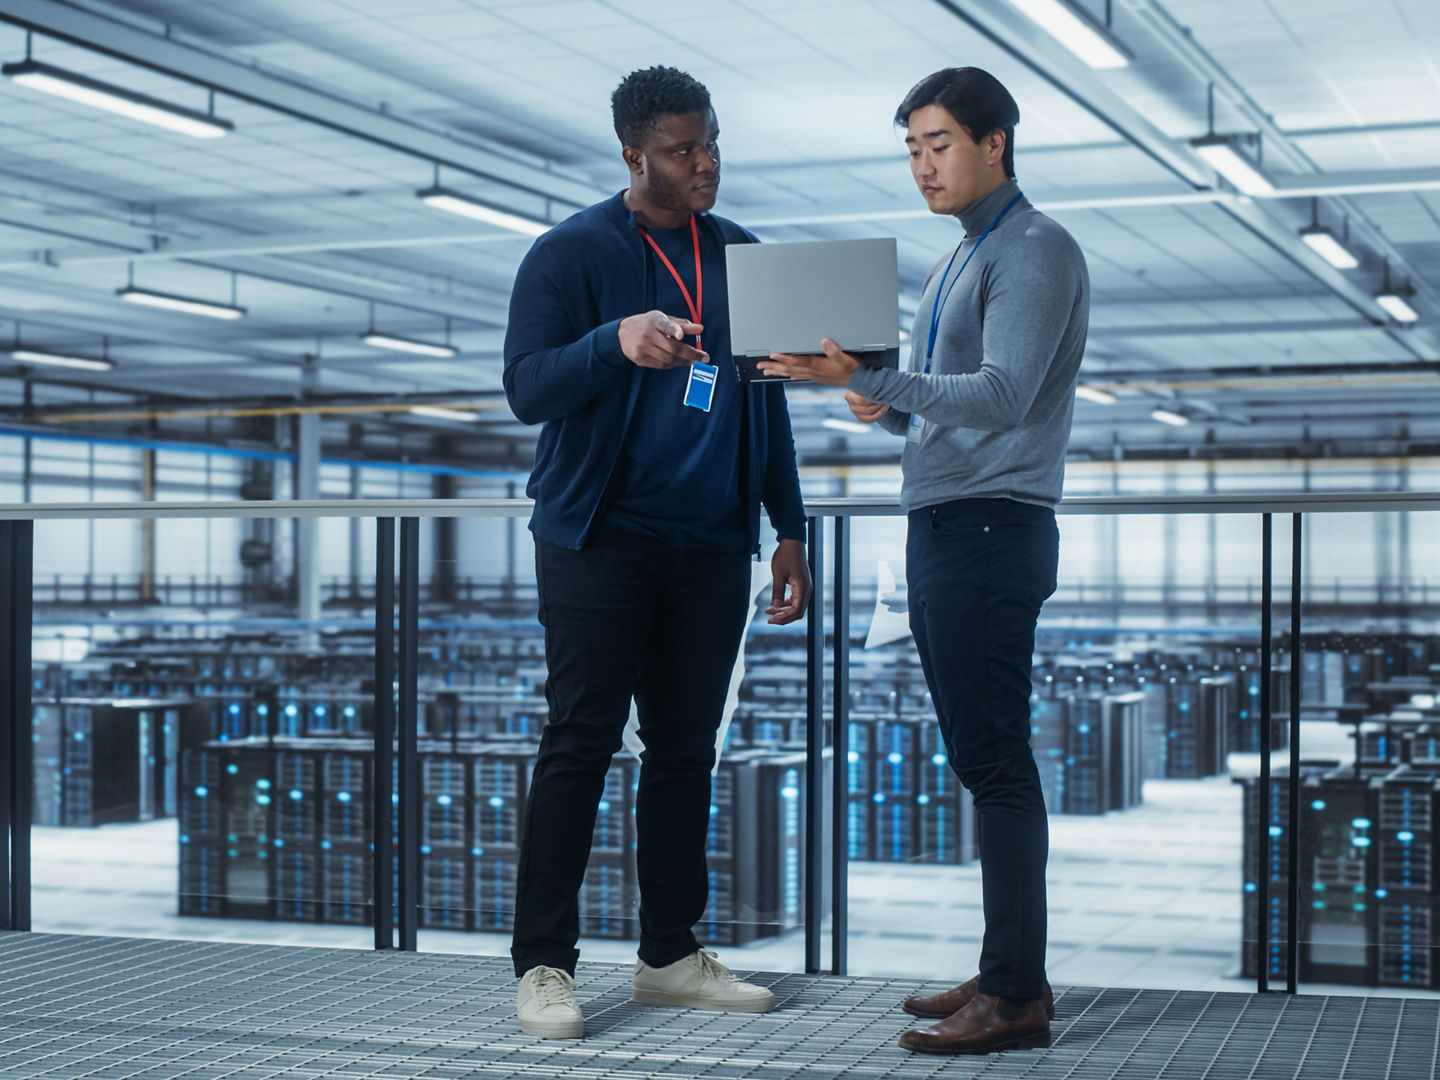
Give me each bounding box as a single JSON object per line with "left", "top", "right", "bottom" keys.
{"left": 726, "top": 237, "right": 901, "bottom": 384}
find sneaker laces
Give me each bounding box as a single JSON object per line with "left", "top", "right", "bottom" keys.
{"left": 531, "top": 967, "right": 577, "bottom": 1007}
{"left": 694, "top": 949, "right": 741, "bottom": 983}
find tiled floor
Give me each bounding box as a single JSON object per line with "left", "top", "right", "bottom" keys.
{"left": 3, "top": 932, "right": 1439, "bottom": 1079}
{"left": 26, "top": 774, "right": 1437, "bottom": 998}
{"left": 28, "top": 776, "right": 1247, "bottom": 989}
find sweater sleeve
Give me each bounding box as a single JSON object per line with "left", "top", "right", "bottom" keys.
{"left": 875, "top": 407, "right": 911, "bottom": 438}
{"left": 846, "top": 229, "right": 1083, "bottom": 432}
{"left": 502, "top": 240, "right": 629, "bottom": 425}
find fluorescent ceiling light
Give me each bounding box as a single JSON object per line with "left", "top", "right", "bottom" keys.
{"left": 1191, "top": 135, "right": 1275, "bottom": 196}
{"left": 1299, "top": 224, "right": 1359, "bottom": 270}
{"left": 1150, "top": 407, "right": 1190, "bottom": 427}
{"left": 1074, "top": 385, "right": 1116, "bottom": 404}
{"left": 408, "top": 405, "right": 478, "bottom": 423}
{"left": 822, "top": 417, "right": 873, "bottom": 435}
{"left": 9, "top": 348, "right": 114, "bottom": 372}
{"left": 1376, "top": 290, "right": 1420, "bottom": 323}
{"left": 2, "top": 59, "right": 232, "bottom": 139}
{"left": 361, "top": 332, "right": 457, "bottom": 358}
{"left": 1006, "top": 0, "right": 1132, "bottom": 69}
{"left": 416, "top": 186, "right": 550, "bottom": 237}
{"left": 117, "top": 286, "right": 245, "bottom": 319}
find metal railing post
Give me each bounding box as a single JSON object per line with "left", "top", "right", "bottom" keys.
{"left": 804, "top": 516, "right": 826, "bottom": 975}
{"left": 373, "top": 518, "right": 395, "bottom": 950}
{"left": 1287, "top": 514, "right": 1303, "bottom": 994}
{"left": 0, "top": 520, "right": 34, "bottom": 931}
{"left": 397, "top": 517, "right": 421, "bottom": 951}
{"left": 831, "top": 515, "right": 850, "bottom": 976}
{"left": 1258, "top": 514, "right": 1272, "bottom": 993}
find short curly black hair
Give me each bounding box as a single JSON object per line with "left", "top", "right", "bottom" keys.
{"left": 611, "top": 66, "right": 711, "bottom": 148}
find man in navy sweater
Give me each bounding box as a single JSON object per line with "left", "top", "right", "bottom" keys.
{"left": 503, "top": 66, "right": 810, "bottom": 1040}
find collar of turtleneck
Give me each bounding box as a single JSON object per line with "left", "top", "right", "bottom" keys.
{"left": 957, "top": 177, "right": 1025, "bottom": 238}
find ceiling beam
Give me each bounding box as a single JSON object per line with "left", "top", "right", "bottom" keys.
{"left": 737, "top": 168, "right": 1440, "bottom": 228}
{"left": 1118, "top": 0, "right": 1437, "bottom": 318}
{"left": 0, "top": 0, "right": 605, "bottom": 211}
{"left": 931, "top": 0, "right": 1211, "bottom": 188}
{"left": 1089, "top": 318, "right": 1381, "bottom": 339}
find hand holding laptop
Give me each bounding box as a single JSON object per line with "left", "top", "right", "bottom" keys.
{"left": 727, "top": 237, "right": 901, "bottom": 384}
{"left": 757, "top": 337, "right": 860, "bottom": 386}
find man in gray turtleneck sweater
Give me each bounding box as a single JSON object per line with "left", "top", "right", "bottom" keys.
{"left": 761, "top": 67, "right": 1088, "bottom": 1056}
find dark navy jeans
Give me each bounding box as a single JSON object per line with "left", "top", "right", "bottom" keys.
{"left": 510, "top": 521, "right": 753, "bottom": 977}
{"left": 906, "top": 497, "right": 1059, "bottom": 1001}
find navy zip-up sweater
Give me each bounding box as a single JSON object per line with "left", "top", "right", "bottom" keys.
{"left": 503, "top": 191, "right": 807, "bottom": 552}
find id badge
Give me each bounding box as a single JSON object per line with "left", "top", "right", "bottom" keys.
{"left": 684, "top": 361, "right": 718, "bottom": 412}
{"left": 907, "top": 412, "right": 925, "bottom": 444}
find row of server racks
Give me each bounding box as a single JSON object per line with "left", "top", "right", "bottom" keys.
{"left": 1240, "top": 677, "right": 1440, "bottom": 990}
{"left": 178, "top": 736, "right": 806, "bottom": 947}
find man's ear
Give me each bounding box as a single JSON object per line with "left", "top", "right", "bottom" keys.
{"left": 622, "top": 145, "right": 644, "bottom": 177}
{"left": 987, "top": 129, "right": 1007, "bottom": 168}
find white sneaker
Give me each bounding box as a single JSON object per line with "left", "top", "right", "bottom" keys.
{"left": 632, "top": 949, "right": 776, "bottom": 1013}
{"left": 517, "top": 965, "right": 583, "bottom": 1039}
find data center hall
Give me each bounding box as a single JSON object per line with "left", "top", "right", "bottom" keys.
{"left": 3, "top": 2, "right": 1440, "bottom": 1079}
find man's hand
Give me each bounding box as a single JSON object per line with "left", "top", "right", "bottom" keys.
{"left": 618, "top": 310, "right": 707, "bottom": 369}
{"left": 845, "top": 389, "right": 891, "bottom": 423}
{"left": 757, "top": 337, "right": 860, "bottom": 385}
{"left": 766, "top": 538, "right": 812, "bottom": 626}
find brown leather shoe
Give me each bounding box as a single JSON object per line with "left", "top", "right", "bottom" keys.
{"left": 902, "top": 974, "right": 1055, "bottom": 1021}
{"left": 899, "top": 993, "right": 1051, "bottom": 1055}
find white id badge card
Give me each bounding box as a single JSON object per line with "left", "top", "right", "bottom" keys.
{"left": 684, "top": 361, "right": 718, "bottom": 412}
{"left": 907, "top": 412, "right": 925, "bottom": 444}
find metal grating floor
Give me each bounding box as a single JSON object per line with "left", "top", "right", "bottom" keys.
{"left": 2, "top": 933, "right": 1438, "bottom": 1079}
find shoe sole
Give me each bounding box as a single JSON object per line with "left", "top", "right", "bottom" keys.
{"left": 900, "top": 1032, "right": 1052, "bottom": 1054}
{"left": 631, "top": 988, "right": 776, "bottom": 1013}
{"left": 903, "top": 1002, "right": 1056, "bottom": 1021}
{"left": 518, "top": 1017, "right": 584, "bottom": 1039}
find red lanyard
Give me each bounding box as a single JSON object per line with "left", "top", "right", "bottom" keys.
{"left": 638, "top": 215, "right": 703, "bottom": 351}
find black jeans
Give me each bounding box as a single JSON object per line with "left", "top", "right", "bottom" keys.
{"left": 510, "top": 521, "right": 753, "bottom": 977}
{"left": 906, "top": 498, "right": 1058, "bottom": 1001}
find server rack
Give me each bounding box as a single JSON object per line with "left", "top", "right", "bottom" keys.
{"left": 176, "top": 736, "right": 804, "bottom": 946}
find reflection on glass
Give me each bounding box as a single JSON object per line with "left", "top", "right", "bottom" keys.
{"left": 30, "top": 515, "right": 375, "bottom": 949}
{"left": 410, "top": 534, "right": 810, "bottom": 970}
{"left": 843, "top": 514, "right": 1275, "bottom": 989}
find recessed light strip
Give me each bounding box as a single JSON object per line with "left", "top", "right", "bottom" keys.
{"left": 2, "top": 59, "right": 232, "bottom": 139}
{"left": 821, "top": 417, "right": 873, "bottom": 435}
{"left": 9, "top": 348, "right": 114, "bottom": 371}
{"left": 117, "top": 286, "right": 246, "bottom": 320}
{"left": 1006, "top": 0, "right": 1132, "bottom": 69}
{"left": 1299, "top": 224, "right": 1359, "bottom": 270}
{"left": 1075, "top": 385, "right": 1116, "bottom": 404}
{"left": 408, "top": 405, "right": 479, "bottom": 422}
{"left": 361, "top": 332, "right": 458, "bottom": 358}
{"left": 1191, "top": 136, "right": 1276, "bottom": 196}
{"left": 1376, "top": 292, "right": 1420, "bottom": 323}
{"left": 416, "top": 186, "right": 551, "bottom": 237}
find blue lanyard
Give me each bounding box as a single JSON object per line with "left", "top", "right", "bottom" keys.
{"left": 925, "top": 192, "right": 1024, "bottom": 364}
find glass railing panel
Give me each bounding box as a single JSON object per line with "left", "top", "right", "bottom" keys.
{"left": 28, "top": 514, "right": 377, "bottom": 949}
{"left": 843, "top": 510, "right": 1278, "bottom": 992}
{"left": 411, "top": 521, "right": 811, "bottom": 973}
{"left": 1284, "top": 509, "right": 1440, "bottom": 997}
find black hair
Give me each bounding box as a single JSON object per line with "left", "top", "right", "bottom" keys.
{"left": 894, "top": 67, "right": 1020, "bottom": 180}
{"left": 611, "top": 66, "right": 712, "bottom": 148}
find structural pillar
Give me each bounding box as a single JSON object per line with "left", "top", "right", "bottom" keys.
{"left": 295, "top": 361, "right": 321, "bottom": 647}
